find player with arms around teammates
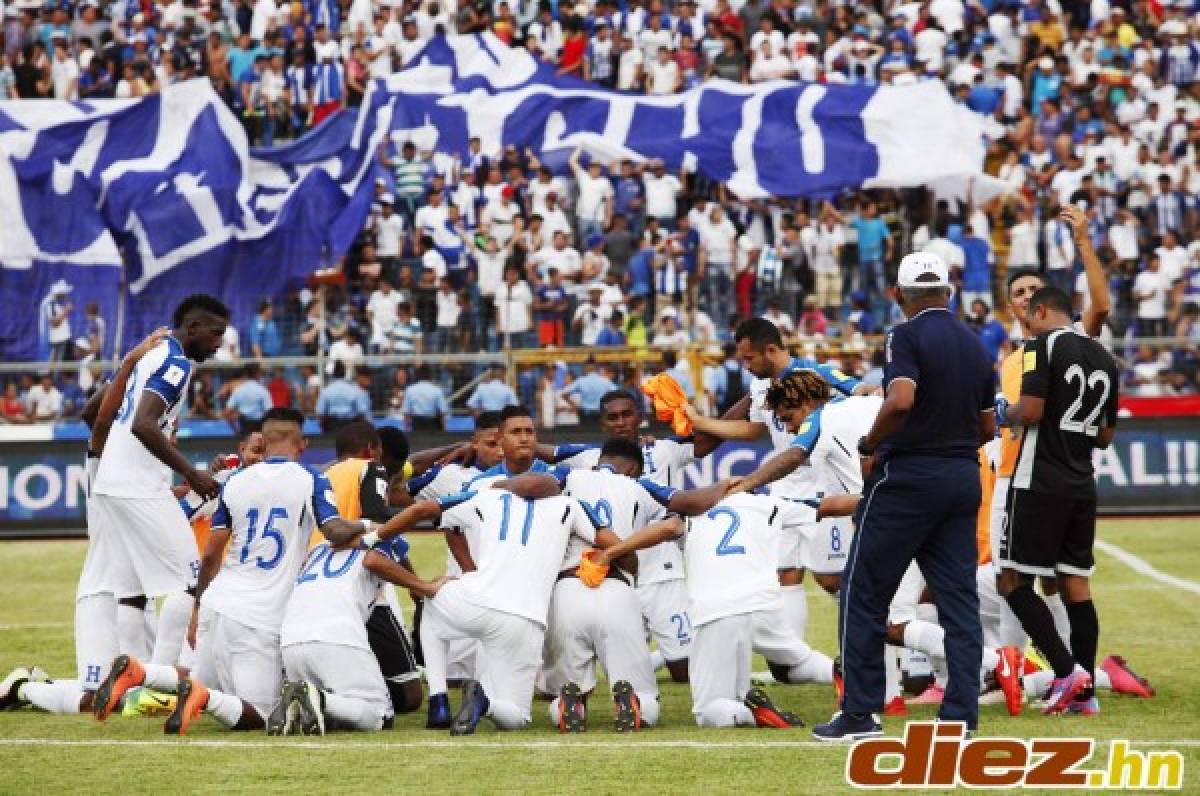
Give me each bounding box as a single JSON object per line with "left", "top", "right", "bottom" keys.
{"left": 91, "top": 408, "right": 371, "bottom": 734}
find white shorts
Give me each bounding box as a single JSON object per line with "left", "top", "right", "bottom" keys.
{"left": 805, "top": 517, "right": 853, "bottom": 575}
{"left": 749, "top": 607, "right": 819, "bottom": 666}
{"left": 282, "top": 642, "right": 391, "bottom": 729}
{"left": 989, "top": 476, "right": 1010, "bottom": 571}
{"left": 635, "top": 578, "right": 691, "bottom": 663}
{"left": 778, "top": 521, "right": 852, "bottom": 574}
{"left": 545, "top": 578, "right": 657, "bottom": 699}
{"left": 887, "top": 562, "right": 926, "bottom": 626}
{"left": 193, "top": 606, "right": 281, "bottom": 718}
{"left": 77, "top": 496, "right": 140, "bottom": 600}
{"left": 89, "top": 494, "right": 199, "bottom": 598}
{"left": 421, "top": 581, "right": 544, "bottom": 727}
{"left": 976, "top": 564, "right": 1005, "bottom": 650}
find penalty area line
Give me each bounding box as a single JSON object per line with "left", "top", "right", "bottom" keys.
{"left": 1095, "top": 540, "right": 1200, "bottom": 596}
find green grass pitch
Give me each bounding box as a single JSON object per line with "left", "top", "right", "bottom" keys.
{"left": 1, "top": 519, "right": 1197, "bottom": 794}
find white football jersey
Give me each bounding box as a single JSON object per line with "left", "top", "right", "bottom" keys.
{"left": 203, "top": 458, "right": 342, "bottom": 632}
{"left": 92, "top": 337, "right": 193, "bottom": 498}
{"left": 749, "top": 376, "right": 821, "bottom": 497}
{"left": 412, "top": 462, "right": 481, "bottom": 577}
{"left": 683, "top": 492, "right": 816, "bottom": 627}
{"left": 559, "top": 439, "right": 696, "bottom": 584}
{"left": 560, "top": 467, "right": 668, "bottom": 572}
{"left": 800, "top": 395, "right": 882, "bottom": 497}
{"left": 559, "top": 437, "right": 697, "bottom": 488}
{"left": 280, "top": 537, "right": 409, "bottom": 651}
{"left": 180, "top": 467, "right": 237, "bottom": 521}
{"left": 440, "top": 491, "right": 597, "bottom": 626}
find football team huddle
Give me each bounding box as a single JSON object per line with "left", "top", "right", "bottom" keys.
{"left": 0, "top": 276, "right": 1155, "bottom": 739}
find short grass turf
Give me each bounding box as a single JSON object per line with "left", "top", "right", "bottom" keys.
{"left": 1, "top": 518, "right": 1197, "bottom": 794}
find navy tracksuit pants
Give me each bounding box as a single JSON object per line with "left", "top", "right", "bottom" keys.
{"left": 839, "top": 454, "right": 983, "bottom": 728}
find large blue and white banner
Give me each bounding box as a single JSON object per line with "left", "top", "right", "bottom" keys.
{"left": 1, "top": 33, "right": 992, "bottom": 360}
{"left": 373, "top": 34, "right": 992, "bottom": 199}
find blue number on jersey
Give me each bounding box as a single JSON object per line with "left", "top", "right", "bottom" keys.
{"left": 240, "top": 506, "right": 288, "bottom": 570}
{"left": 670, "top": 611, "right": 693, "bottom": 643}
{"left": 497, "top": 492, "right": 535, "bottom": 546}
{"left": 830, "top": 527, "right": 842, "bottom": 552}
{"left": 708, "top": 507, "right": 745, "bottom": 556}
{"left": 297, "top": 543, "right": 363, "bottom": 584}
{"left": 588, "top": 499, "right": 613, "bottom": 528}
{"left": 115, "top": 376, "right": 138, "bottom": 424}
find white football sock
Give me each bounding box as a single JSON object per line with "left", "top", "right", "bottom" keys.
{"left": 902, "top": 620, "right": 946, "bottom": 660}
{"left": 884, "top": 644, "right": 903, "bottom": 701}
{"left": 118, "top": 603, "right": 153, "bottom": 660}
{"left": 204, "top": 688, "right": 245, "bottom": 728}
{"left": 981, "top": 647, "right": 1000, "bottom": 672}
{"left": 635, "top": 691, "right": 660, "bottom": 726}
{"left": 780, "top": 585, "right": 809, "bottom": 641}
{"left": 1044, "top": 593, "right": 1072, "bottom": 652}
{"left": 649, "top": 650, "right": 666, "bottom": 672}
{"left": 151, "top": 592, "right": 192, "bottom": 666}
{"left": 695, "top": 700, "right": 755, "bottom": 727}
{"left": 323, "top": 692, "right": 384, "bottom": 731}
{"left": 21, "top": 680, "right": 84, "bottom": 714}
{"left": 787, "top": 650, "right": 834, "bottom": 684}
{"left": 486, "top": 699, "right": 528, "bottom": 730}
{"left": 142, "top": 663, "right": 180, "bottom": 691}
{"left": 1024, "top": 669, "right": 1053, "bottom": 696}
{"left": 74, "top": 593, "right": 118, "bottom": 692}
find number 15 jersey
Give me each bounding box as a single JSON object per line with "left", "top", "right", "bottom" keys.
{"left": 205, "top": 458, "right": 341, "bottom": 632}
{"left": 1013, "top": 327, "right": 1119, "bottom": 496}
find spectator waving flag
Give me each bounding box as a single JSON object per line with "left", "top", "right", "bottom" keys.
{"left": 371, "top": 34, "right": 994, "bottom": 200}
{"left": 0, "top": 80, "right": 390, "bottom": 360}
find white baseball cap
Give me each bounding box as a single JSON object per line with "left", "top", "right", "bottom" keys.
{"left": 897, "top": 251, "right": 950, "bottom": 287}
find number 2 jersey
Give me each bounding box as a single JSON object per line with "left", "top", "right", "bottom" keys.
{"left": 92, "top": 337, "right": 193, "bottom": 498}
{"left": 683, "top": 492, "right": 817, "bottom": 627}
{"left": 204, "top": 458, "right": 341, "bottom": 632}
{"left": 1012, "top": 326, "right": 1119, "bottom": 496}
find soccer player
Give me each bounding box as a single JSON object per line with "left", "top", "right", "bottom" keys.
{"left": 555, "top": 389, "right": 724, "bottom": 682}
{"left": 0, "top": 329, "right": 168, "bottom": 715}
{"left": 322, "top": 421, "right": 424, "bottom": 715}
{"left": 991, "top": 205, "right": 1110, "bottom": 650}
{"left": 548, "top": 437, "right": 729, "bottom": 731}
{"left": 91, "top": 408, "right": 369, "bottom": 733}
{"left": 684, "top": 318, "right": 879, "bottom": 648}
{"left": 88, "top": 295, "right": 229, "bottom": 674}
{"left": 275, "top": 535, "right": 449, "bottom": 734}
{"left": 996, "top": 286, "right": 1120, "bottom": 716}
{"left": 589, "top": 490, "right": 858, "bottom": 728}
{"left": 408, "top": 411, "right": 504, "bottom": 695}
{"left": 370, "top": 485, "right": 607, "bottom": 735}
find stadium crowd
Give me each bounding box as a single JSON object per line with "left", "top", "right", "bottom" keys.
{"left": 5, "top": 0, "right": 1200, "bottom": 426}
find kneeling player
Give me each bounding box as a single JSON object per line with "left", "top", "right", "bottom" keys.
{"left": 374, "top": 484, "right": 604, "bottom": 734}
{"left": 274, "top": 535, "right": 447, "bottom": 734}
{"left": 590, "top": 491, "right": 858, "bottom": 728}
{"left": 90, "top": 408, "right": 367, "bottom": 733}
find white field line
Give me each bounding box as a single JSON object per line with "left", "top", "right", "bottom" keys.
{"left": 0, "top": 622, "right": 72, "bottom": 630}
{"left": 1, "top": 738, "right": 1200, "bottom": 751}
{"left": 1096, "top": 539, "right": 1200, "bottom": 596}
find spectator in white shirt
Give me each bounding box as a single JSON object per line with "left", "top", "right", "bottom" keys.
{"left": 569, "top": 146, "right": 613, "bottom": 244}
{"left": 1134, "top": 255, "right": 1171, "bottom": 338}
{"left": 647, "top": 46, "right": 680, "bottom": 95}
{"left": 495, "top": 263, "right": 534, "bottom": 347}
{"left": 26, "top": 373, "right": 63, "bottom": 422}
{"left": 643, "top": 160, "right": 682, "bottom": 227}
{"left": 366, "top": 279, "right": 403, "bottom": 353}
{"left": 375, "top": 197, "right": 407, "bottom": 265}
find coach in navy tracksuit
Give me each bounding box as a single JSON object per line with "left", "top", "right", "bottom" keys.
{"left": 814, "top": 252, "right": 996, "bottom": 741}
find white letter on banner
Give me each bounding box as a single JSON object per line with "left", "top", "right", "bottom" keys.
{"left": 795, "top": 84, "right": 827, "bottom": 174}
{"left": 15, "top": 464, "right": 60, "bottom": 512}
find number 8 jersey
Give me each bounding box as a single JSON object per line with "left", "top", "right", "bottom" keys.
{"left": 205, "top": 457, "right": 342, "bottom": 632}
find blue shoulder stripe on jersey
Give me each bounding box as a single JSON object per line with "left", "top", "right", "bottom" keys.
{"left": 143, "top": 337, "right": 192, "bottom": 408}
{"left": 789, "top": 407, "right": 823, "bottom": 453}
{"left": 552, "top": 443, "right": 595, "bottom": 462}
{"left": 783, "top": 357, "right": 860, "bottom": 395}
{"left": 179, "top": 497, "right": 197, "bottom": 520}
{"left": 408, "top": 464, "right": 441, "bottom": 496}
{"left": 638, "top": 477, "right": 678, "bottom": 507}
{"left": 575, "top": 498, "right": 605, "bottom": 529}
{"left": 372, "top": 535, "right": 410, "bottom": 561}
{"left": 437, "top": 489, "right": 477, "bottom": 511}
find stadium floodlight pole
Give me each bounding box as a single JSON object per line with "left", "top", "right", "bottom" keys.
{"left": 112, "top": 245, "right": 129, "bottom": 366}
